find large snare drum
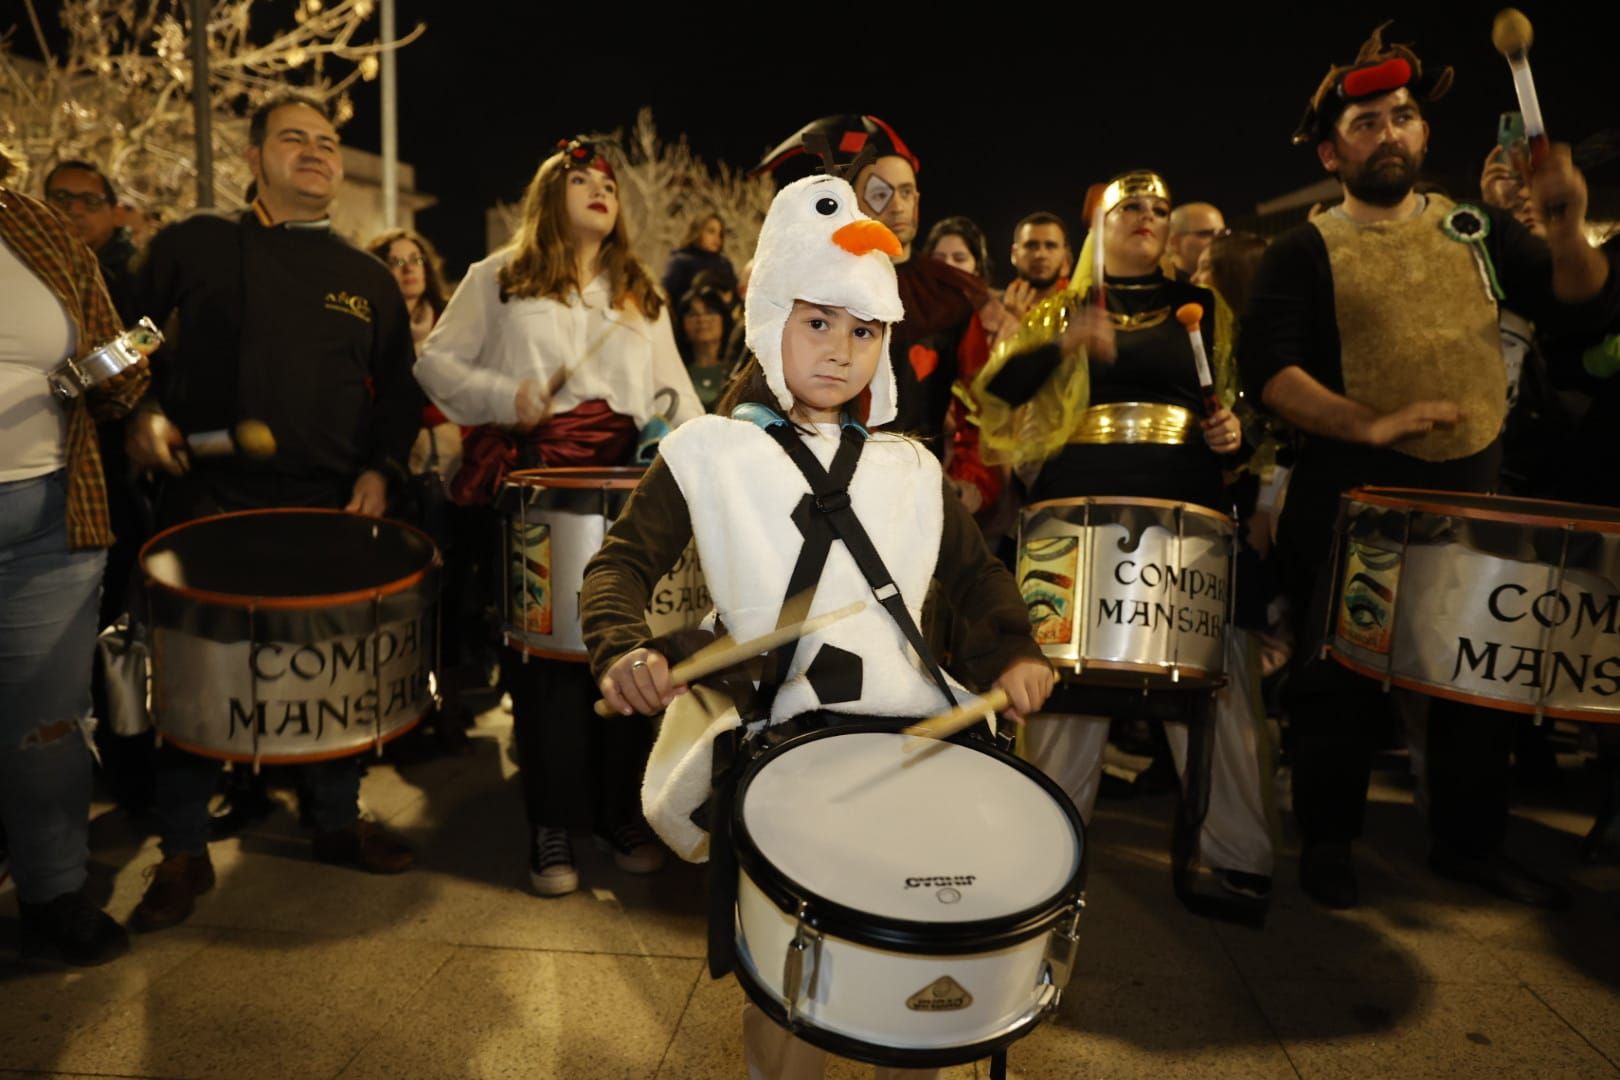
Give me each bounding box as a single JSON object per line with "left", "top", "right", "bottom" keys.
{"left": 1328, "top": 487, "right": 1620, "bottom": 723}
{"left": 140, "top": 510, "right": 441, "bottom": 764}
{"left": 501, "top": 467, "right": 709, "bottom": 661}
{"left": 1017, "top": 496, "right": 1234, "bottom": 687}
{"left": 733, "top": 724, "right": 1086, "bottom": 1068}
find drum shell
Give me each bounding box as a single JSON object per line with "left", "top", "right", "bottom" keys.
{"left": 501, "top": 468, "right": 709, "bottom": 661}
{"left": 731, "top": 724, "right": 1085, "bottom": 1067}
{"left": 141, "top": 510, "right": 441, "bottom": 764}
{"left": 735, "top": 875, "right": 1063, "bottom": 1064}
{"left": 1017, "top": 496, "right": 1233, "bottom": 687}
{"left": 1328, "top": 488, "right": 1620, "bottom": 723}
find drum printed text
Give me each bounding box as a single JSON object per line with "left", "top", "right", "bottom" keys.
{"left": 1451, "top": 585, "right": 1620, "bottom": 696}
{"left": 227, "top": 617, "right": 434, "bottom": 740}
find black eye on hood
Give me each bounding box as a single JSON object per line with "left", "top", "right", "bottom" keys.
{"left": 815, "top": 196, "right": 839, "bottom": 216}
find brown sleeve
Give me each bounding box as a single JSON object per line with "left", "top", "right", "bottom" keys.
{"left": 580, "top": 457, "right": 695, "bottom": 681}
{"left": 934, "top": 479, "right": 1044, "bottom": 689}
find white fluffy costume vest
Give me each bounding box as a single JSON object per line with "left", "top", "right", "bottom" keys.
{"left": 644, "top": 414, "right": 957, "bottom": 859}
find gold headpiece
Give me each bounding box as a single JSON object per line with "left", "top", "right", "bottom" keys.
{"left": 1099, "top": 171, "right": 1171, "bottom": 215}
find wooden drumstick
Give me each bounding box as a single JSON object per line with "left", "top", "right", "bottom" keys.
{"left": 1175, "top": 304, "right": 1221, "bottom": 418}
{"left": 593, "top": 600, "right": 867, "bottom": 717}
{"left": 900, "top": 688, "right": 1010, "bottom": 751}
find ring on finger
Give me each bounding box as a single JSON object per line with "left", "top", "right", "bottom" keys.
{"left": 631, "top": 659, "right": 648, "bottom": 670}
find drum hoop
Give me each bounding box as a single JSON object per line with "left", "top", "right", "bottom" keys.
{"left": 1326, "top": 648, "right": 1620, "bottom": 725}
{"left": 1351, "top": 487, "right": 1620, "bottom": 534}
{"left": 1058, "top": 656, "right": 1224, "bottom": 689}
{"left": 732, "top": 722, "right": 1087, "bottom": 955}
{"left": 1021, "top": 493, "right": 1234, "bottom": 530}
{"left": 731, "top": 952, "right": 1049, "bottom": 1070}
{"left": 506, "top": 466, "right": 644, "bottom": 491}
{"left": 139, "top": 508, "right": 441, "bottom": 611}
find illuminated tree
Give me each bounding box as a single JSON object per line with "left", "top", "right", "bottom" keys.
{"left": 0, "top": 0, "right": 420, "bottom": 212}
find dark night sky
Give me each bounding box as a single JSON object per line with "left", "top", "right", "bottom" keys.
{"left": 25, "top": 3, "right": 1620, "bottom": 278}
{"left": 356, "top": 3, "right": 1620, "bottom": 278}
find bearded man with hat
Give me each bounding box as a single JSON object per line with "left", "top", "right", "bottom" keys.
{"left": 1239, "top": 22, "right": 1620, "bottom": 910}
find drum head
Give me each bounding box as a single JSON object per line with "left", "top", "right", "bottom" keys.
{"left": 740, "top": 730, "right": 1081, "bottom": 925}
{"left": 142, "top": 509, "right": 437, "bottom": 600}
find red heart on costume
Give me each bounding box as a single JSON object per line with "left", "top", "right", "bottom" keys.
{"left": 908, "top": 344, "right": 939, "bottom": 381}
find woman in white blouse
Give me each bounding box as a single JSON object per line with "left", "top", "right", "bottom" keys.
{"left": 414, "top": 137, "right": 701, "bottom": 896}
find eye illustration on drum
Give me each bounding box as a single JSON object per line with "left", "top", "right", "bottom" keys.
{"left": 140, "top": 509, "right": 441, "bottom": 765}
{"left": 509, "top": 518, "right": 553, "bottom": 635}
{"left": 1017, "top": 496, "right": 1234, "bottom": 687}
{"left": 731, "top": 724, "right": 1086, "bottom": 1068}
{"left": 502, "top": 467, "right": 710, "bottom": 661}
{"left": 1327, "top": 488, "right": 1620, "bottom": 723}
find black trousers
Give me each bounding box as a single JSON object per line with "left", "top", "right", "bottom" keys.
{"left": 1278, "top": 446, "right": 1512, "bottom": 857}
{"left": 504, "top": 650, "right": 652, "bottom": 832}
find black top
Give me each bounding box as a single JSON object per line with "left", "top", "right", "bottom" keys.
{"left": 1238, "top": 204, "right": 1620, "bottom": 560}
{"left": 1235, "top": 203, "right": 1611, "bottom": 403}
{"left": 134, "top": 210, "right": 422, "bottom": 503}
{"left": 888, "top": 257, "right": 986, "bottom": 450}
{"left": 984, "top": 272, "right": 1229, "bottom": 510}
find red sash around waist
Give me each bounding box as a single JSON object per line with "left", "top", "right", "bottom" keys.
{"left": 449, "top": 400, "right": 637, "bottom": 506}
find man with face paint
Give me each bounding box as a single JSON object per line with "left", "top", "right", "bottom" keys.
{"left": 1240, "top": 24, "right": 1620, "bottom": 911}
{"left": 757, "top": 117, "right": 990, "bottom": 452}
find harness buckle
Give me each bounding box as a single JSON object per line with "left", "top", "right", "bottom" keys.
{"left": 814, "top": 490, "right": 851, "bottom": 514}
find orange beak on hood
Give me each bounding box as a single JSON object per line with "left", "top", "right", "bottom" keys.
{"left": 832, "top": 219, "right": 902, "bottom": 258}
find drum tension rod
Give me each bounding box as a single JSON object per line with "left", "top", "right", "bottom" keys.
{"left": 783, "top": 900, "right": 820, "bottom": 1027}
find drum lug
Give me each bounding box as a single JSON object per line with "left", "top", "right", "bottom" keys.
{"left": 1041, "top": 897, "right": 1085, "bottom": 1006}
{"left": 783, "top": 900, "right": 821, "bottom": 1028}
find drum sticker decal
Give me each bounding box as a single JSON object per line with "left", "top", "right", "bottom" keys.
{"left": 1337, "top": 542, "right": 1402, "bottom": 654}
{"left": 510, "top": 519, "right": 553, "bottom": 635}
{"left": 906, "top": 976, "right": 974, "bottom": 1012}
{"left": 1020, "top": 536, "right": 1080, "bottom": 645}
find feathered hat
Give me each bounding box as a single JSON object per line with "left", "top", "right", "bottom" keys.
{"left": 1293, "top": 21, "right": 1454, "bottom": 146}
{"left": 745, "top": 174, "right": 906, "bottom": 425}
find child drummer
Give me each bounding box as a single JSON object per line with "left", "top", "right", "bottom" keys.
{"left": 580, "top": 173, "right": 1053, "bottom": 1077}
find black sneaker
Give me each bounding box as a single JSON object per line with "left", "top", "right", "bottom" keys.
{"left": 595, "top": 822, "right": 666, "bottom": 875}
{"left": 530, "top": 827, "right": 578, "bottom": 896}
{"left": 18, "top": 890, "right": 130, "bottom": 967}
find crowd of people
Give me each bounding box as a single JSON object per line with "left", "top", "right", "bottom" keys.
{"left": 3, "top": 19, "right": 1620, "bottom": 1078}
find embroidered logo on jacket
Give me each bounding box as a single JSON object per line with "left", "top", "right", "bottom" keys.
{"left": 324, "top": 291, "right": 373, "bottom": 323}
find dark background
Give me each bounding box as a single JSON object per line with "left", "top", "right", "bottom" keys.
{"left": 25, "top": 3, "right": 1620, "bottom": 279}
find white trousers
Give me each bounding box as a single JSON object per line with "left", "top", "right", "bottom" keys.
{"left": 1022, "top": 630, "right": 1276, "bottom": 876}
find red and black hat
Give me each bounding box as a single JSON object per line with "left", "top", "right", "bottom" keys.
{"left": 554, "top": 135, "right": 616, "bottom": 181}
{"left": 753, "top": 114, "right": 919, "bottom": 185}
{"left": 1293, "top": 22, "right": 1454, "bottom": 146}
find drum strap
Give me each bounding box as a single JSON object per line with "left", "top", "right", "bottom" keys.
{"left": 763, "top": 423, "right": 958, "bottom": 712}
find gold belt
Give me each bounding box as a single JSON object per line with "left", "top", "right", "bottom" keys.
{"left": 1068, "top": 402, "right": 1197, "bottom": 446}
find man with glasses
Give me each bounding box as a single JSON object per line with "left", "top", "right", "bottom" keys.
{"left": 1166, "top": 202, "right": 1227, "bottom": 284}
{"left": 43, "top": 161, "right": 137, "bottom": 322}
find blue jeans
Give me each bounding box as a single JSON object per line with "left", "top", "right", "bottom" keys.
{"left": 0, "top": 471, "right": 105, "bottom": 904}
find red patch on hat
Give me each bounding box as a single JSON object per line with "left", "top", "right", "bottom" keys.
{"left": 839, "top": 131, "right": 869, "bottom": 155}
{"left": 1343, "top": 58, "right": 1412, "bottom": 99}
{"left": 908, "top": 344, "right": 939, "bottom": 382}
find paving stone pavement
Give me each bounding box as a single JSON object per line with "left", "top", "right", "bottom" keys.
{"left": 2, "top": 712, "right": 1616, "bottom": 1079}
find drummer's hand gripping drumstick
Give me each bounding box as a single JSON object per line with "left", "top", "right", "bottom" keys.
{"left": 185, "top": 419, "right": 277, "bottom": 461}
{"left": 593, "top": 600, "right": 867, "bottom": 717}
{"left": 1175, "top": 304, "right": 1221, "bottom": 417}
{"left": 1493, "top": 9, "right": 1548, "bottom": 169}
{"left": 1493, "top": 9, "right": 1567, "bottom": 223}
{"left": 900, "top": 688, "right": 1011, "bottom": 751}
